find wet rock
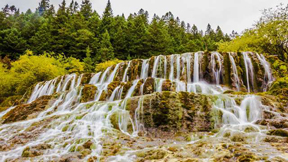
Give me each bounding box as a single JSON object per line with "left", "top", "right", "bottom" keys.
{"left": 22, "top": 147, "right": 41, "bottom": 157}
{"left": 268, "top": 129, "right": 288, "bottom": 137}
{"left": 136, "top": 149, "right": 167, "bottom": 160}
{"left": 80, "top": 73, "right": 93, "bottom": 85}
{"left": 81, "top": 84, "right": 97, "bottom": 103}
{"left": 1, "top": 95, "right": 52, "bottom": 124}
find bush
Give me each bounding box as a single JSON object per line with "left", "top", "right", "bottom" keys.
{"left": 95, "top": 59, "right": 123, "bottom": 72}
{"left": 0, "top": 50, "right": 84, "bottom": 98}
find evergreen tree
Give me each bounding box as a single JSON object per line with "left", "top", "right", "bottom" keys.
{"left": 38, "top": 0, "right": 50, "bottom": 16}
{"left": 146, "top": 16, "right": 171, "bottom": 56}
{"left": 0, "top": 28, "right": 27, "bottom": 59}
{"left": 100, "top": 0, "right": 114, "bottom": 35}
{"left": 83, "top": 46, "right": 94, "bottom": 72}
{"left": 98, "top": 30, "right": 114, "bottom": 61}
{"left": 113, "top": 15, "right": 128, "bottom": 60}
{"left": 215, "top": 26, "right": 224, "bottom": 42}
{"left": 80, "top": 0, "right": 92, "bottom": 20}
{"left": 126, "top": 12, "right": 149, "bottom": 58}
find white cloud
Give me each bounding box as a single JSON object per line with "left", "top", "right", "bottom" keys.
{"left": 0, "top": 0, "right": 286, "bottom": 33}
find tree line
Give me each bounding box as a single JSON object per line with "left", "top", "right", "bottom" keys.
{"left": 0, "top": 0, "right": 231, "bottom": 63}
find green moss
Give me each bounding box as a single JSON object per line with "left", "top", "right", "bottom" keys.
{"left": 81, "top": 84, "right": 97, "bottom": 103}
{"left": 268, "top": 129, "right": 288, "bottom": 137}
{"left": 223, "top": 52, "right": 232, "bottom": 87}
{"left": 136, "top": 149, "right": 167, "bottom": 160}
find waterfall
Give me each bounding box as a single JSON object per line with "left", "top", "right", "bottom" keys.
{"left": 152, "top": 56, "right": 160, "bottom": 78}
{"left": 164, "top": 56, "right": 167, "bottom": 79}
{"left": 185, "top": 53, "right": 192, "bottom": 83}
{"left": 211, "top": 52, "right": 222, "bottom": 84}
{"left": 109, "top": 86, "right": 121, "bottom": 101}
{"left": 242, "top": 52, "right": 254, "bottom": 92}
{"left": 125, "top": 80, "right": 139, "bottom": 98}
{"left": 193, "top": 52, "right": 200, "bottom": 82}
{"left": 169, "top": 55, "right": 174, "bottom": 80}
{"left": 107, "top": 63, "right": 120, "bottom": 83}
{"left": 156, "top": 79, "right": 165, "bottom": 92}
{"left": 256, "top": 53, "right": 274, "bottom": 91}
{"left": 99, "top": 66, "right": 112, "bottom": 84}
{"left": 0, "top": 51, "right": 278, "bottom": 161}
{"left": 229, "top": 53, "right": 240, "bottom": 91}
{"left": 122, "top": 61, "right": 131, "bottom": 82}
{"left": 89, "top": 72, "right": 101, "bottom": 85}
{"left": 176, "top": 55, "right": 181, "bottom": 80}
{"left": 140, "top": 59, "right": 149, "bottom": 79}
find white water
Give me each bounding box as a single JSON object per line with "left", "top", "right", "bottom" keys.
{"left": 211, "top": 52, "right": 222, "bottom": 84}
{"left": 140, "top": 59, "right": 149, "bottom": 79}
{"left": 242, "top": 52, "right": 255, "bottom": 92}
{"left": 193, "top": 52, "right": 200, "bottom": 82}
{"left": 256, "top": 53, "right": 274, "bottom": 91}
{"left": 152, "top": 56, "right": 160, "bottom": 78}
{"left": 122, "top": 61, "right": 131, "bottom": 82}
{"left": 169, "top": 55, "right": 174, "bottom": 80}
{"left": 229, "top": 53, "right": 241, "bottom": 91}
{"left": 176, "top": 55, "right": 181, "bottom": 80}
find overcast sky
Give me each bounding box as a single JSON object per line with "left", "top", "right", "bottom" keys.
{"left": 0, "top": 0, "right": 286, "bottom": 34}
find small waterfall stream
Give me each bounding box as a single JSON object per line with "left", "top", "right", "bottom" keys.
{"left": 229, "top": 53, "right": 240, "bottom": 91}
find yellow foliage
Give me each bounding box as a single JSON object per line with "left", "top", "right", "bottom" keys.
{"left": 95, "top": 59, "right": 123, "bottom": 72}
{"left": 217, "top": 30, "right": 265, "bottom": 53}
{"left": 0, "top": 50, "right": 84, "bottom": 97}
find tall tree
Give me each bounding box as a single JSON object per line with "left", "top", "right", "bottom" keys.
{"left": 98, "top": 30, "right": 114, "bottom": 61}
{"left": 38, "top": 0, "right": 50, "bottom": 16}
{"left": 146, "top": 16, "right": 172, "bottom": 56}
{"left": 80, "top": 0, "right": 92, "bottom": 20}
{"left": 100, "top": 0, "right": 114, "bottom": 34}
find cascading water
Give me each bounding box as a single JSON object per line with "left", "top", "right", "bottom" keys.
{"left": 256, "top": 53, "right": 274, "bottom": 91}
{"left": 242, "top": 52, "right": 255, "bottom": 92}
{"left": 229, "top": 53, "right": 241, "bottom": 91}
{"left": 211, "top": 52, "right": 222, "bottom": 84}
{"left": 0, "top": 52, "right": 282, "bottom": 161}
{"left": 193, "top": 52, "right": 200, "bottom": 82}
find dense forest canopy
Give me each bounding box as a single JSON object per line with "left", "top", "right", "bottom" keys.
{"left": 0, "top": 0, "right": 230, "bottom": 62}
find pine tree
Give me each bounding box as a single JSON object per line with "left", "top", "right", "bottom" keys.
{"left": 113, "top": 15, "right": 128, "bottom": 60}
{"left": 215, "top": 26, "right": 224, "bottom": 42}
{"left": 0, "top": 28, "right": 27, "bottom": 59}
{"left": 38, "top": 0, "right": 50, "bottom": 16}
{"left": 83, "top": 46, "right": 94, "bottom": 72}
{"left": 146, "top": 16, "right": 171, "bottom": 56}
{"left": 98, "top": 30, "right": 114, "bottom": 61}
{"left": 100, "top": 0, "right": 114, "bottom": 34}
{"left": 126, "top": 12, "right": 149, "bottom": 58}
{"left": 80, "top": 0, "right": 92, "bottom": 20}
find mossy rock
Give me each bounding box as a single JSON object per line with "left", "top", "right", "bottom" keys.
{"left": 268, "top": 129, "right": 288, "bottom": 137}
{"left": 136, "top": 149, "right": 167, "bottom": 160}
{"left": 236, "top": 154, "right": 257, "bottom": 162}
{"left": 1, "top": 95, "right": 52, "bottom": 124}
{"left": 81, "top": 84, "right": 97, "bottom": 103}
{"left": 80, "top": 73, "right": 93, "bottom": 85}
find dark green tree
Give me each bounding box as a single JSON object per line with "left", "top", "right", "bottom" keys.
{"left": 98, "top": 30, "right": 114, "bottom": 61}
{"left": 80, "top": 0, "right": 92, "bottom": 20}
{"left": 38, "top": 0, "right": 50, "bottom": 16}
